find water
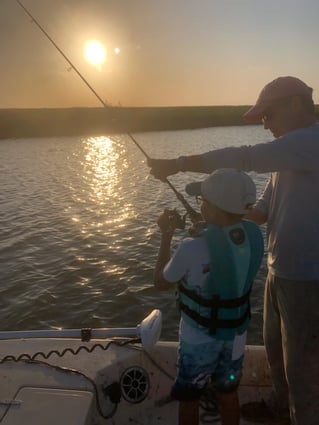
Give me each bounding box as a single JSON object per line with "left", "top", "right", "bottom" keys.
{"left": 0, "top": 126, "right": 270, "bottom": 343}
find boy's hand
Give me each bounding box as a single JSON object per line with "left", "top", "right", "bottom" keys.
{"left": 157, "top": 209, "right": 183, "bottom": 234}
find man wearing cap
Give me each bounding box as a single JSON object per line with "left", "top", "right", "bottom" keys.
{"left": 154, "top": 169, "right": 264, "bottom": 425}
{"left": 148, "top": 76, "right": 319, "bottom": 425}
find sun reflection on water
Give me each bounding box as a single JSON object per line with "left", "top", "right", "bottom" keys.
{"left": 71, "top": 136, "right": 137, "bottom": 233}
{"left": 84, "top": 136, "right": 119, "bottom": 202}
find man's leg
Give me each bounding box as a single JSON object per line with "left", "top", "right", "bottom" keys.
{"left": 276, "top": 277, "right": 319, "bottom": 425}
{"left": 263, "top": 272, "right": 289, "bottom": 410}
{"left": 241, "top": 273, "right": 289, "bottom": 422}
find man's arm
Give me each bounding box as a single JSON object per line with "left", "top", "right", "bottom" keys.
{"left": 148, "top": 146, "right": 254, "bottom": 180}
{"left": 245, "top": 208, "right": 267, "bottom": 225}
{"left": 148, "top": 154, "right": 206, "bottom": 181}
{"left": 245, "top": 177, "right": 272, "bottom": 225}
{"left": 148, "top": 127, "right": 319, "bottom": 181}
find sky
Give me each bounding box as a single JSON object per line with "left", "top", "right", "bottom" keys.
{"left": 1, "top": 0, "right": 319, "bottom": 108}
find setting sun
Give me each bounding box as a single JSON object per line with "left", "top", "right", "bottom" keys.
{"left": 84, "top": 40, "right": 106, "bottom": 68}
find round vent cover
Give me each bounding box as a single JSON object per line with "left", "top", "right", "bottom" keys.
{"left": 120, "top": 366, "right": 150, "bottom": 403}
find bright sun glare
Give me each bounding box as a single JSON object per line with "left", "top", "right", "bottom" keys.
{"left": 84, "top": 40, "right": 106, "bottom": 68}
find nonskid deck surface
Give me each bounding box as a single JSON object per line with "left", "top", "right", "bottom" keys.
{"left": 0, "top": 338, "right": 272, "bottom": 425}
{"left": 154, "top": 392, "right": 277, "bottom": 425}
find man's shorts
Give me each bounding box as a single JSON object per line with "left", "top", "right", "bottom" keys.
{"left": 171, "top": 334, "right": 246, "bottom": 401}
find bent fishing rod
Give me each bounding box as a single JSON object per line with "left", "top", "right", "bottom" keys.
{"left": 15, "top": 0, "right": 198, "bottom": 223}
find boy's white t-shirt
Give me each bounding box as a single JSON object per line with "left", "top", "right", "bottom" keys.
{"left": 163, "top": 235, "right": 247, "bottom": 357}
{"left": 163, "top": 236, "right": 217, "bottom": 344}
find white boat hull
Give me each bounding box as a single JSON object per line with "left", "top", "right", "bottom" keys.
{"left": 0, "top": 337, "right": 272, "bottom": 424}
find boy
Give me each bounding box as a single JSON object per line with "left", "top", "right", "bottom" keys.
{"left": 154, "top": 168, "right": 264, "bottom": 425}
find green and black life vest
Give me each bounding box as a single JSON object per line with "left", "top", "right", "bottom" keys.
{"left": 178, "top": 220, "right": 264, "bottom": 341}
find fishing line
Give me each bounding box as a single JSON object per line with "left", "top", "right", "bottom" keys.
{"left": 15, "top": 0, "right": 198, "bottom": 220}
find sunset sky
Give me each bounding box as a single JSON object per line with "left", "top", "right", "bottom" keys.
{"left": 1, "top": 0, "right": 319, "bottom": 108}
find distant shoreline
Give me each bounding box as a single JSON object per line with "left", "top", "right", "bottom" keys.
{"left": 1, "top": 105, "right": 319, "bottom": 139}
{"left": 0, "top": 106, "right": 253, "bottom": 139}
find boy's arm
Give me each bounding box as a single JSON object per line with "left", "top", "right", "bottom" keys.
{"left": 154, "top": 209, "right": 182, "bottom": 291}
{"left": 153, "top": 232, "right": 174, "bottom": 291}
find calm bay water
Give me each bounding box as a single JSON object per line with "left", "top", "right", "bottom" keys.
{"left": 0, "top": 126, "right": 270, "bottom": 343}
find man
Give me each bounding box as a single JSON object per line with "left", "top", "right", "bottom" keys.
{"left": 148, "top": 76, "right": 319, "bottom": 425}
{"left": 154, "top": 169, "right": 264, "bottom": 425}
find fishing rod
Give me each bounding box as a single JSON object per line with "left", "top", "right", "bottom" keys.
{"left": 15, "top": 0, "right": 199, "bottom": 223}
{"left": 129, "top": 134, "right": 199, "bottom": 220}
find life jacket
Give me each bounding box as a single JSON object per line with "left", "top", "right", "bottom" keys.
{"left": 178, "top": 220, "right": 264, "bottom": 340}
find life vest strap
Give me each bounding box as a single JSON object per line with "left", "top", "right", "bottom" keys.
{"left": 178, "top": 283, "right": 251, "bottom": 308}
{"left": 179, "top": 301, "right": 251, "bottom": 335}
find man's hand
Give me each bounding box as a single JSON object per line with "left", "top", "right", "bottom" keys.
{"left": 245, "top": 208, "right": 267, "bottom": 225}
{"left": 148, "top": 158, "right": 179, "bottom": 181}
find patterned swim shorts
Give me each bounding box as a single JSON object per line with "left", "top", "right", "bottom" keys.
{"left": 171, "top": 334, "right": 246, "bottom": 401}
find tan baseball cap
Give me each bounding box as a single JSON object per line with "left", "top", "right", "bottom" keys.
{"left": 243, "top": 76, "right": 313, "bottom": 123}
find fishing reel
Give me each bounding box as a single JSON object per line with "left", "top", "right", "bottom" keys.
{"left": 165, "top": 209, "right": 206, "bottom": 234}
{"left": 172, "top": 207, "right": 206, "bottom": 236}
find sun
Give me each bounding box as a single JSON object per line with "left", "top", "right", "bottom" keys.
{"left": 84, "top": 40, "right": 106, "bottom": 68}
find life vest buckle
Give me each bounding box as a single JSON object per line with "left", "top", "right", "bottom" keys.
{"left": 209, "top": 295, "right": 220, "bottom": 335}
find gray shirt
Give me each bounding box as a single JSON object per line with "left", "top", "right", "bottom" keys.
{"left": 203, "top": 123, "right": 319, "bottom": 280}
